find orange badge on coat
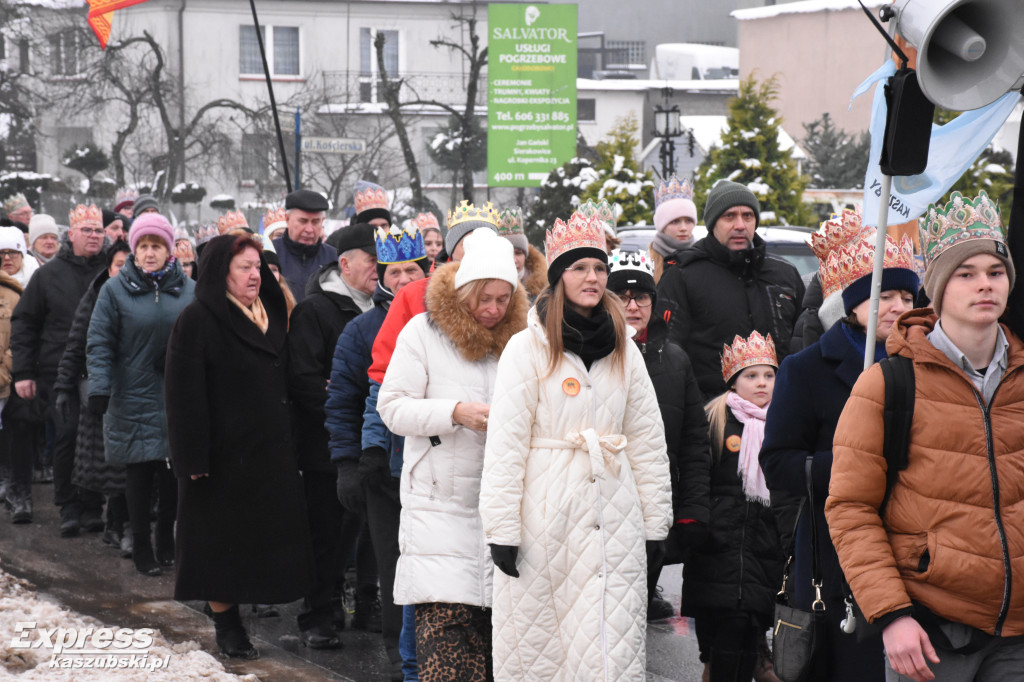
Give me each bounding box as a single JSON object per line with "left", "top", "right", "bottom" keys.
{"left": 725, "top": 435, "right": 742, "bottom": 453}
{"left": 562, "top": 378, "right": 581, "bottom": 396}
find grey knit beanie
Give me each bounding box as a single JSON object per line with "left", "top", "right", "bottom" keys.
{"left": 444, "top": 220, "right": 497, "bottom": 255}
{"left": 703, "top": 181, "right": 760, "bottom": 233}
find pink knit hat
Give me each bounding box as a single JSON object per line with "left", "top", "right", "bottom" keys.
{"left": 129, "top": 213, "right": 175, "bottom": 253}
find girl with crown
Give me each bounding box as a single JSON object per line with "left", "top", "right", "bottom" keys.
{"left": 479, "top": 211, "right": 672, "bottom": 681}
{"left": 760, "top": 210, "right": 919, "bottom": 681}
{"left": 681, "top": 331, "right": 784, "bottom": 682}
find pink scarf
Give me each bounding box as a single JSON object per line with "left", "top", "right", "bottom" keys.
{"left": 725, "top": 392, "right": 772, "bottom": 506}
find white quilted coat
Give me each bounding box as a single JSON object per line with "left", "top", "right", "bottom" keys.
{"left": 378, "top": 312, "right": 499, "bottom": 607}
{"left": 480, "top": 308, "right": 672, "bottom": 681}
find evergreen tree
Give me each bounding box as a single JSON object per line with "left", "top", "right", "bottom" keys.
{"left": 802, "top": 113, "right": 871, "bottom": 189}
{"left": 693, "top": 75, "right": 811, "bottom": 226}
{"left": 525, "top": 156, "right": 595, "bottom": 248}
{"left": 579, "top": 114, "right": 656, "bottom": 226}
{"left": 947, "top": 147, "right": 1015, "bottom": 218}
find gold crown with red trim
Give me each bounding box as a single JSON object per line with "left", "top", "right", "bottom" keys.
{"left": 263, "top": 207, "right": 287, "bottom": 232}
{"left": 810, "top": 209, "right": 875, "bottom": 261}
{"left": 721, "top": 331, "right": 777, "bottom": 382}
{"left": 217, "top": 210, "right": 249, "bottom": 234}
{"left": 545, "top": 211, "right": 607, "bottom": 266}
{"left": 69, "top": 204, "right": 102, "bottom": 229}
{"left": 447, "top": 200, "right": 500, "bottom": 230}
{"left": 819, "top": 234, "right": 916, "bottom": 298}
{"left": 354, "top": 180, "right": 390, "bottom": 215}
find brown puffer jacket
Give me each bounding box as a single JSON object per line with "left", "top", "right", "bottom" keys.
{"left": 0, "top": 272, "right": 24, "bottom": 399}
{"left": 826, "top": 309, "right": 1024, "bottom": 636}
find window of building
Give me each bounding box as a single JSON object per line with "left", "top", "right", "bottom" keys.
{"left": 0, "top": 34, "right": 6, "bottom": 60}
{"left": 19, "top": 39, "right": 29, "bottom": 74}
{"left": 577, "top": 98, "right": 596, "bottom": 122}
{"left": 241, "top": 132, "right": 294, "bottom": 184}
{"left": 50, "top": 29, "right": 83, "bottom": 76}
{"left": 240, "top": 25, "right": 300, "bottom": 77}
{"left": 359, "top": 28, "right": 399, "bottom": 102}
{"left": 606, "top": 40, "right": 645, "bottom": 65}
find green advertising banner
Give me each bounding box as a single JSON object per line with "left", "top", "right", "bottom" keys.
{"left": 488, "top": 3, "right": 577, "bottom": 187}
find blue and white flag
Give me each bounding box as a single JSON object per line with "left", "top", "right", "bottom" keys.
{"left": 854, "top": 61, "right": 1021, "bottom": 227}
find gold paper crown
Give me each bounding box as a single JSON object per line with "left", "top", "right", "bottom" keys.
{"left": 810, "top": 209, "right": 875, "bottom": 261}
{"left": 721, "top": 331, "right": 778, "bottom": 383}
{"left": 3, "top": 193, "right": 29, "bottom": 215}
{"left": 174, "top": 238, "right": 195, "bottom": 260}
{"left": 545, "top": 211, "right": 607, "bottom": 266}
{"left": 447, "top": 200, "right": 500, "bottom": 230}
{"left": 413, "top": 212, "right": 440, "bottom": 230}
{"left": 498, "top": 207, "right": 524, "bottom": 237}
{"left": 919, "top": 190, "right": 1006, "bottom": 268}
{"left": 263, "top": 207, "right": 287, "bottom": 231}
{"left": 820, "top": 235, "right": 916, "bottom": 298}
{"left": 217, "top": 210, "right": 249, "bottom": 235}
{"left": 577, "top": 199, "right": 618, "bottom": 230}
{"left": 69, "top": 204, "right": 102, "bottom": 229}
{"left": 354, "top": 182, "right": 390, "bottom": 214}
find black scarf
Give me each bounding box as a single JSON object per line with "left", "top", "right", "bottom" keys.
{"left": 539, "top": 298, "right": 617, "bottom": 369}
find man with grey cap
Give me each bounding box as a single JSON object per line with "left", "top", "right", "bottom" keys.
{"left": 286, "top": 222, "right": 378, "bottom": 650}
{"left": 655, "top": 180, "right": 804, "bottom": 398}
{"left": 272, "top": 189, "right": 337, "bottom": 303}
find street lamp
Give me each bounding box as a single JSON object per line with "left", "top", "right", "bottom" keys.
{"left": 652, "top": 87, "right": 682, "bottom": 178}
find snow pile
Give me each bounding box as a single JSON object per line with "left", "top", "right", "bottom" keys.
{"left": 0, "top": 569, "right": 254, "bottom": 680}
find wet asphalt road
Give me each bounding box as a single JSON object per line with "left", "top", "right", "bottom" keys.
{"left": 0, "top": 482, "right": 704, "bottom": 681}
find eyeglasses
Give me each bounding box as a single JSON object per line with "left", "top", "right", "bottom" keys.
{"left": 77, "top": 228, "right": 104, "bottom": 236}
{"left": 0, "top": 250, "right": 22, "bottom": 259}
{"left": 564, "top": 263, "right": 609, "bottom": 278}
{"left": 617, "top": 293, "right": 652, "bottom": 308}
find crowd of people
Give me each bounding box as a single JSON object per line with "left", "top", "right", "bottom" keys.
{"left": 1, "top": 173, "right": 1022, "bottom": 682}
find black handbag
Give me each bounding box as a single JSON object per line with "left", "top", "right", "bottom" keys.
{"left": 772, "top": 458, "right": 825, "bottom": 682}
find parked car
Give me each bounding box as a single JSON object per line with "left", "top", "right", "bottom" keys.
{"left": 616, "top": 224, "right": 818, "bottom": 283}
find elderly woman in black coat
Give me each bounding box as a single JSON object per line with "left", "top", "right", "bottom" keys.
{"left": 164, "top": 234, "right": 313, "bottom": 659}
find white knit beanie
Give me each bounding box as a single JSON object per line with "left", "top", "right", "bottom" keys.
{"left": 453, "top": 227, "right": 519, "bottom": 291}
{"left": 28, "top": 214, "right": 59, "bottom": 244}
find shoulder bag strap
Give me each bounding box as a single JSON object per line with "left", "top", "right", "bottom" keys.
{"left": 805, "top": 457, "right": 824, "bottom": 611}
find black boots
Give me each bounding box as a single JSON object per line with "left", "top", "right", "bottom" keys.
{"left": 59, "top": 503, "right": 81, "bottom": 537}
{"left": 155, "top": 521, "right": 175, "bottom": 567}
{"left": 132, "top": 533, "right": 162, "bottom": 577}
{"left": 211, "top": 605, "right": 258, "bottom": 659}
{"left": 352, "top": 586, "right": 383, "bottom": 632}
{"left": 6, "top": 483, "right": 32, "bottom": 524}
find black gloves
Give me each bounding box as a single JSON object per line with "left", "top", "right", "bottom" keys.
{"left": 54, "top": 391, "right": 73, "bottom": 425}
{"left": 358, "top": 447, "right": 392, "bottom": 488}
{"left": 336, "top": 459, "right": 366, "bottom": 513}
{"left": 646, "top": 540, "right": 666, "bottom": 571}
{"left": 88, "top": 395, "right": 109, "bottom": 416}
{"left": 490, "top": 544, "right": 519, "bottom": 578}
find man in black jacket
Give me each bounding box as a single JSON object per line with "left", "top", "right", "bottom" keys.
{"left": 655, "top": 181, "right": 805, "bottom": 399}
{"left": 11, "top": 204, "right": 106, "bottom": 536}
{"left": 287, "top": 222, "right": 379, "bottom": 650}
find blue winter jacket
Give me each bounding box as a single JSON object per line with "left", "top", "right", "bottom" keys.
{"left": 272, "top": 232, "right": 336, "bottom": 304}
{"left": 86, "top": 257, "right": 195, "bottom": 465}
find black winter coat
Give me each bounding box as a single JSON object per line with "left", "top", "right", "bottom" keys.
{"left": 286, "top": 262, "right": 364, "bottom": 472}
{"left": 655, "top": 234, "right": 804, "bottom": 400}
{"left": 55, "top": 270, "right": 126, "bottom": 495}
{"left": 164, "top": 235, "right": 313, "bottom": 604}
{"left": 638, "top": 318, "right": 710, "bottom": 526}
{"left": 272, "top": 232, "right": 337, "bottom": 304}
{"left": 681, "top": 410, "right": 785, "bottom": 624}
{"left": 790, "top": 272, "right": 825, "bottom": 354}
{"left": 11, "top": 239, "right": 106, "bottom": 384}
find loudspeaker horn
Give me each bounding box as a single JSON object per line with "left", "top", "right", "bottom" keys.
{"left": 895, "top": 0, "right": 1024, "bottom": 110}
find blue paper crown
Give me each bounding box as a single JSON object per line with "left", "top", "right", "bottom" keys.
{"left": 375, "top": 224, "right": 426, "bottom": 264}
{"left": 654, "top": 175, "right": 694, "bottom": 208}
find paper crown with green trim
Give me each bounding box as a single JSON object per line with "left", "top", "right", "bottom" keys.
{"left": 3, "top": 193, "right": 29, "bottom": 215}
{"left": 654, "top": 175, "right": 694, "bottom": 208}
{"left": 497, "top": 207, "right": 524, "bottom": 238}
{"left": 577, "top": 199, "right": 618, "bottom": 230}
{"left": 545, "top": 210, "right": 607, "bottom": 266}
{"left": 447, "top": 200, "right": 500, "bottom": 230}
{"left": 375, "top": 224, "right": 426, "bottom": 264}
{"left": 721, "top": 331, "right": 777, "bottom": 383}
{"left": 919, "top": 190, "right": 1006, "bottom": 268}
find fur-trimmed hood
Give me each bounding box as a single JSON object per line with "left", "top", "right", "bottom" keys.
{"left": 522, "top": 244, "right": 548, "bottom": 298}
{"left": 426, "top": 262, "right": 528, "bottom": 362}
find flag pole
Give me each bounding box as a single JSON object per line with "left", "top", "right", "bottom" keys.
{"left": 863, "top": 175, "right": 892, "bottom": 370}
{"left": 247, "top": 0, "right": 292, "bottom": 192}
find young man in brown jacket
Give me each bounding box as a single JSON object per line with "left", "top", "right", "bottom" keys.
{"left": 827, "top": 191, "right": 1024, "bottom": 682}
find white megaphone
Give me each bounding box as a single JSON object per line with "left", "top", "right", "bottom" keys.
{"left": 894, "top": 0, "right": 1024, "bottom": 110}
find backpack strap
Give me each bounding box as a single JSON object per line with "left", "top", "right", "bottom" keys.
{"left": 878, "top": 354, "right": 915, "bottom": 517}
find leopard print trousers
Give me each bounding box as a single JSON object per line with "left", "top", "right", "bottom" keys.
{"left": 415, "top": 602, "right": 493, "bottom": 682}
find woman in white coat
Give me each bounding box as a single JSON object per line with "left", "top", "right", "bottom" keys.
{"left": 479, "top": 212, "right": 673, "bottom": 681}
{"left": 377, "top": 226, "right": 528, "bottom": 682}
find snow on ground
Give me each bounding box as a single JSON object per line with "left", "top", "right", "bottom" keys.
{"left": 0, "top": 567, "right": 254, "bottom": 680}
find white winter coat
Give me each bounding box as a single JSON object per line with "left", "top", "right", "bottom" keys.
{"left": 480, "top": 307, "right": 672, "bottom": 681}
{"left": 377, "top": 263, "right": 528, "bottom": 608}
